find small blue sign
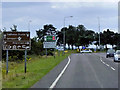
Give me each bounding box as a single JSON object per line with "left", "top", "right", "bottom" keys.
{"left": 82, "top": 46, "right": 86, "bottom": 49}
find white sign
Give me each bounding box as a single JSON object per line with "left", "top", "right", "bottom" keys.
{"left": 43, "top": 42, "right": 56, "bottom": 48}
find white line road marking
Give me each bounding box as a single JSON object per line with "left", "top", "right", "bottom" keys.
{"left": 106, "top": 64, "right": 109, "bottom": 67}
{"left": 103, "top": 62, "right": 105, "bottom": 64}
{"left": 49, "top": 56, "right": 71, "bottom": 89}
{"left": 101, "top": 59, "right": 116, "bottom": 71}
{"left": 111, "top": 67, "right": 115, "bottom": 71}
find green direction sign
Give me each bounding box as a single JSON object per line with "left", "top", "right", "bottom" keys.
{"left": 46, "top": 36, "right": 56, "bottom": 42}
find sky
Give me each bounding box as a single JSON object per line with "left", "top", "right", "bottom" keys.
{"left": 2, "top": 2, "right": 118, "bottom": 38}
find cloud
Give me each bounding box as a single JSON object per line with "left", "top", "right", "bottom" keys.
{"left": 2, "top": 2, "right": 118, "bottom": 37}
{"left": 2, "top": 0, "right": 119, "bottom": 2}
{"left": 50, "top": 2, "right": 117, "bottom": 9}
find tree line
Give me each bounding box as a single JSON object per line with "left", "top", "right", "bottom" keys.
{"left": 36, "top": 24, "right": 120, "bottom": 50}
{"left": 1, "top": 24, "right": 120, "bottom": 61}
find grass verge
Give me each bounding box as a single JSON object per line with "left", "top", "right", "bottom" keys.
{"left": 0, "top": 61, "right": 2, "bottom": 89}
{"left": 2, "top": 50, "right": 74, "bottom": 88}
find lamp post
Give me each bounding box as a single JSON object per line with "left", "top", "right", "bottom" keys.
{"left": 98, "top": 17, "right": 101, "bottom": 50}
{"left": 28, "top": 20, "right": 32, "bottom": 31}
{"left": 63, "top": 16, "right": 73, "bottom": 54}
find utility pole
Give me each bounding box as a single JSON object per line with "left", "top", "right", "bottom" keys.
{"left": 28, "top": 20, "right": 32, "bottom": 31}
{"left": 98, "top": 17, "right": 101, "bottom": 50}
{"left": 63, "top": 16, "right": 73, "bottom": 54}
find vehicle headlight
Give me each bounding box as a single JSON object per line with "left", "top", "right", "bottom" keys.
{"left": 115, "top": 55, "right": 118, "bottom": 58}
{"left": 107, "top": 53, "right": 109, "bottom": 54}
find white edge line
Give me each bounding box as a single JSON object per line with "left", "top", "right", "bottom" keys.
{"left": 49, "top": 56, "right": 71, "bottom": 89}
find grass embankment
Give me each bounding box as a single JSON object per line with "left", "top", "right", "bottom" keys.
{"left": 2, "top": 50, "right": 75, "bottom": 88}
{"left": 0, "top": 61, "right": 2, "bottom": 89}
{"left": 0, "top": 33, "right": 2, "bottom": 89}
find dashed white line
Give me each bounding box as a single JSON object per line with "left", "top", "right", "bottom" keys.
{"left": 49, "top": 56, "right": 71, "bottom": 90}
{"left": 106, "top": 64, "right": 109, "bottom": 67}
{"left": 111, "top": 67, "right": 115, "bottom": 71}
{"left": 100, "top": 57, "right": 115, "bottom": 71}
{"left": 102, "top": 62, "right": 105, "bottom": 64}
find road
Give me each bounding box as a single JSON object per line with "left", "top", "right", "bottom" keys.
{"left": 31, "top": 53, "right": 119, "bottom": 89}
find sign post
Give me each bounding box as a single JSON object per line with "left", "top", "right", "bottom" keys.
{"left": 3, "top": 31, "right": 31, "bottom": 74}
{"left": 44, "top": 30, "right": 57, "bottom": 58}
{"left": 46, "top": 48, "right": 47, "bottom": 58}
{"left": 43, "top": 41, "right": 56, "bottom": 58}
{"left": 25, "top": 49, "right": 27, "bottom": 73}
{"left": 6, "top": 50, "right": 8, "bottom": 74}
{"left": 54, "top": 48, "right": 55, "bottom": 58}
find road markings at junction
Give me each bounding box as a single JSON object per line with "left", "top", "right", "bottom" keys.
{"left": 102, "top": 62, "right": 105, "bottom": 64}
{"left": 49, "top": 56, "right": 71, "bottom": 89}
{"left": 111, "top": 67, "right": 115, "bottom": 71}
{"left": 106, "top": 64, "right": 109, "bottom": 67}
{"left": 100, "top": 57, "right": 115, "bottom": 71}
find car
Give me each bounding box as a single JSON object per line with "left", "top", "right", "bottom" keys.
{"left": 58, "top": 47, "right": 64, "bottom": 51}
{"left": 106, "top": 49, "right": 115, "bottom": 58}
{"left": 114, "top": 50, "right": 120, "bottom": 62}
{"left": 80, "top": 49, "right": 92, "bottom": 53}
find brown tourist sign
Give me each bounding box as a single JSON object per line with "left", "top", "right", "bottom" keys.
{"left": 3, "top": 31, "right": 31, "bottom": 50}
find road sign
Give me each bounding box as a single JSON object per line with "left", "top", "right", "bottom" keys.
{"left": 3, "top": 31, "right": 31, "bottom": 50}
{"left": 44, "top": 36, "right": 56, "bottom": 42}
{"left": 43, "top": 42, "right": 56, "bottom": 48}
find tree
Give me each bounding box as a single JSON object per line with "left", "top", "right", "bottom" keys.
{"left": 36, "top": 24, "right": 56, "bottom": 42}
{"left": 56, "top": 31, "right": 63, "bottom": 46}
{"left": 76, "top": 25, "right": 95, "bottom": 48}
{"left": 10, "top": 25, "right": 17, "bottom": 32}
{"left": 66, "top": 25, "right": 76, "bottom": 50}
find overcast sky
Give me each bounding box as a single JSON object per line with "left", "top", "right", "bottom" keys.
{"left": 2, "top": 2, "right": 118, "bottom": 37}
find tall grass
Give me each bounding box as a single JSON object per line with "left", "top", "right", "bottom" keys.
{"left": 2, "top": 50, "right": 74, "bottom": 88}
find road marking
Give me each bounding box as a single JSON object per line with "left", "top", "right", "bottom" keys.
{"left": 101, "top": 59, "right": 116, "bottom": 71}
{"left": 49, "top": 56, "right": 71, "bottom": 89}
{"left": 106, "top": 64, "right": 109, "bottom": 67}
{"left": 102, "top": 62, "right": 105, "bottom": 64}
{"left": 111, "top": 67, "right": 115, "bottom": 71}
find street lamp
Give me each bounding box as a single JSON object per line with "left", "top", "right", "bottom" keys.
{"left": 28, "top": 20, "right": 32, "bottom": 31}
{"left": 63, "top": 16, "right": 73, "bottom": 53}
{"left": 98, "top": 17, "right": 101, "bottom": 50}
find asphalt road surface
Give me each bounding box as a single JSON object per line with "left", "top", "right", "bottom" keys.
{"left": 31, "top": 53, "right": 119, "bottom": 90}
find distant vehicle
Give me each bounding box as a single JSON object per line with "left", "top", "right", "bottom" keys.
{"left": 80, "top": 49, "right": 92, "bottom": 53}
{"left": 58, "top": 47, "right": 64, "bottom": 51}
{"left": 106, "top": 49, "right": 115, "bottom": 58}
{"left": 114, "top": 50, "right": 120, "bottom": 62}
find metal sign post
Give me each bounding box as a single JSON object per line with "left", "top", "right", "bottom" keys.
{"left": 54, "top": 48, "right": 55, "bottom": 58}
{"left": 3, "top": 31, "right": 31, "bottom": 74}
{"left": 46, "top": 48, "right": 47, "bottom": 58}
{"left": 44, "top": 31, "right": 57, "bottom": 57}
{"left": 58, "top": 50, "right": 60, "bottom": 56}
{"left": 25, "top": 49, "right": 27, "bottom": 73}
{"left": 6, "top": 50, "right": 8, "bottom": 74}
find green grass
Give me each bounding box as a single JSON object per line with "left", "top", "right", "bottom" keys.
{"left": 0, "top": 61, "right": 2, "bottom": 90}
{"left": 0, "top": 33, "right": 2, "bottom": 89}
{"left": 2, "top": 50, "right": 74, "bottom": 88}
